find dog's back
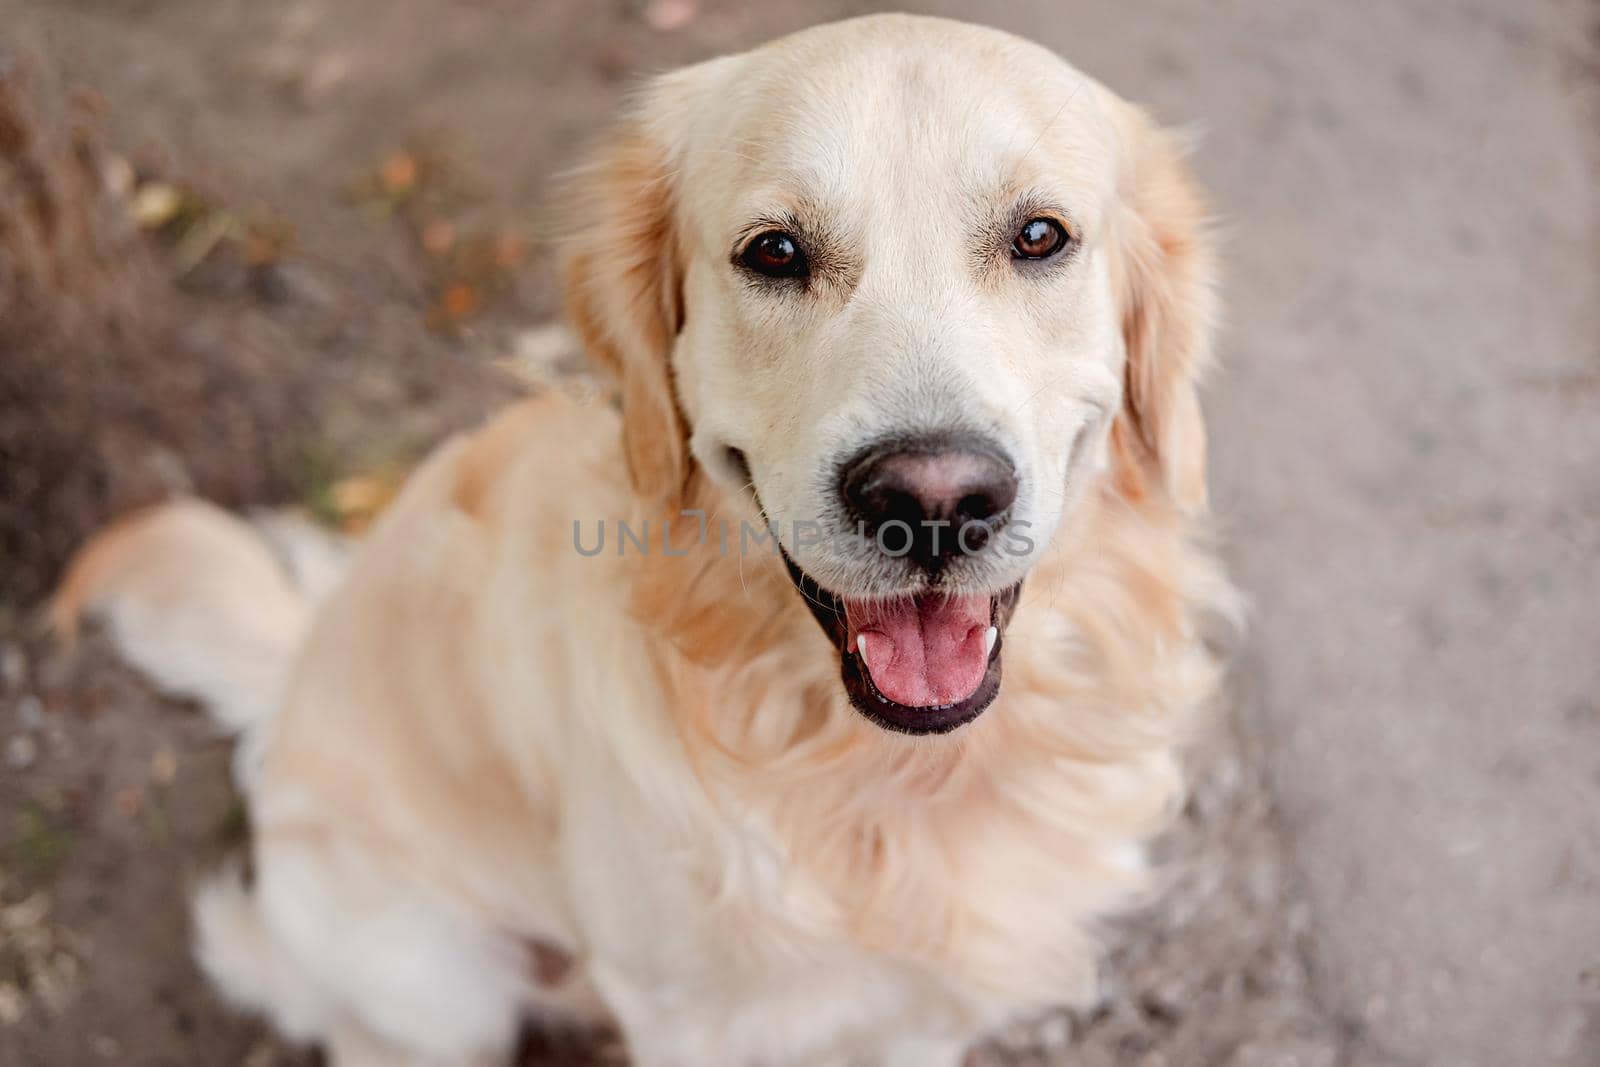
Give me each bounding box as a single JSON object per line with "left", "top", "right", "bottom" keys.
{"left": 50, "top": 399, "right": 622, "bottom": 1064}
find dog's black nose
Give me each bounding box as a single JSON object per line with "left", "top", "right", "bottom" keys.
{"left": 841, "top": 435, "right": 1018, "bottom": 569}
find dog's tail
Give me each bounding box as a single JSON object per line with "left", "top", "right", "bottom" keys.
{"left": 50, "top": 498, "right": 344, "bottom": 743}
{"left": 56, "top": 501, "right": 351, "bottom": 1039}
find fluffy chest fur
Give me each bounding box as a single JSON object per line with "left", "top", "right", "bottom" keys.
{"left": 641, "top": 468, "right": 1221, "bottom": 1008}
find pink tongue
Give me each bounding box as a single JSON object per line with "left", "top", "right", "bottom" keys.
{"left": 847, "top": 594, "right": 992, "bottom": 708}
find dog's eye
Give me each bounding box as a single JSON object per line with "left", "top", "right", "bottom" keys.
{"left": 740, "top": 230, "right": 809, "bottom": 279}
{"left": 1011, "top": 218, "right": 1070, "bottom": 261}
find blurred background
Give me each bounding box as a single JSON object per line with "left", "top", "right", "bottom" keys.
{"left": 0, "top": 1, "right": 1596, "bottom": 1065}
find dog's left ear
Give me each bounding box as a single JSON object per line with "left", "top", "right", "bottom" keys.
{"left": 562, "top": 69, "right": 707, "bottom": 506}
{"left": 1105, "top": 101, "right": 1217, "bottom": 514}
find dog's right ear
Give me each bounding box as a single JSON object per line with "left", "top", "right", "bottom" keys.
{"left": 562, "top": 69, "right": 708, "bottom": 507}
{"left": 1103, "top": 98, "right": 1217, "bottom": 515}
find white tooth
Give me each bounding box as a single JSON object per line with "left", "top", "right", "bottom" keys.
{"left": 984, "top": 626, "right": 998, "bottom": 657}
{"left": 856, "top": 634, "right": 870, "bottom": 668}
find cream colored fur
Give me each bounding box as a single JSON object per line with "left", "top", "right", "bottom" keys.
{"left": 54, "top": 15, "right": 1232, "bottom": 1066}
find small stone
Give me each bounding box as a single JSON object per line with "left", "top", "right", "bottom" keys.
{"left": 1141, "top": 979, "right": 1189, "bottom": 1023}
{"left": 150, "top": 747, "right": 180, "bottom": 786}
{"left": 101, "top": 153, "right": 135, "bottom": 199}
{"left": 499, "top": 322, "right": 581, "bottom": 387}
{"left": 1225, "top": 1038, "right": 1340, "bottom": 1067}
{"left": 0, "top": 982, "right": 23, "bottom": 1025}
{"left": 137, "top": 446, "right": 194, "bottom": 494}
{"left": 4, "top": 733, "right": 38, "bottom": 770}
{"left": 0, "top": 644, "right": 25, "bottom": 690}
{"left": 253, "top": 261, "right": 335, "bottom": 309}
{"left": 2, "top": 892, "right": 51, "bottom": 931}
{"left": 17, "top": 694, "right": 44, "bottom": 730}
{"left": 1035, "top": 1012, "right": 1073, "bottom": 1048}
{"left": 299, "top": 52, "right": 351, "bottom": 107}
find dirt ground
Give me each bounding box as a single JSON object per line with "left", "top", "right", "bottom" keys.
{"left": 1, "top": 1, "right": 1596, "bottom": 1066}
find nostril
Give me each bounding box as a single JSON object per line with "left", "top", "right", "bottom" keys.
{"left": 881, "top": 489, "right": 925, "bottom": 528}
{"left": 839, "top": 434, "right": 1018, "bottom": 568}
{"left": 957, "top": 492, "right": 1001, "bottom": 524}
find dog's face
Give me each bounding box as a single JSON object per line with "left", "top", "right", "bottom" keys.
{"left": 566, "top": 16, "right": 1213, "bottom": 735}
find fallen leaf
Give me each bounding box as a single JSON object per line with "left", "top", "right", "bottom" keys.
{"left": 329, "top": 475, "right": 393, "bottom": 519}
{"left": 441, "top": 282, "right": 480, "bottom": 320}
{"left": 113, "top": 786, "right": 145, "bottom": 819}
{"left": 379, "top": 152, "right": 419, "bottom": 194}
{"left": 326, "top": 473, "right": 404, "bottom": 533}
{"left": 130, "top": 182, "right": 184, "bottom": 229}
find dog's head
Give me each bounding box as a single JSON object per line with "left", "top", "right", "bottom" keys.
{"left": 565, "top": 15, "right": 1214, "bottom": 735}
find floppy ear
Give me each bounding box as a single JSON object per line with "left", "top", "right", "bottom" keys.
{"left": 1105, "top": 102, "right": 1217, "bottom": 513}
{"left": 562, "top": 73, "right": 700, "bottom": 506}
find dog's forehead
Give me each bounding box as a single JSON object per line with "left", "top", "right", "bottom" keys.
{"left": 682, "top": 22, "right": 1118, "bottom": 225}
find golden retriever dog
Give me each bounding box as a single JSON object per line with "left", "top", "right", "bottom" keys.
{"left": 54, "top": 14, "right": 1233, "bottom": 1066}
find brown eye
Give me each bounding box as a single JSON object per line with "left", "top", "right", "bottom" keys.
{"left": 1011, "top": 218, "right": 1069, "bottom": 261}
{"left": 740, "top": 230, "right": 809, "bottom": 279}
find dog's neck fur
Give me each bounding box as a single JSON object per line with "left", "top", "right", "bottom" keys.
{"left": 625, "top": 432, "right": 1226, "bottom": 1000}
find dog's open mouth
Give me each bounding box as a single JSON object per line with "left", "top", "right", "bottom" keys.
{"left": 782, "top": 553, "right": 1022, "bottom": 735}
